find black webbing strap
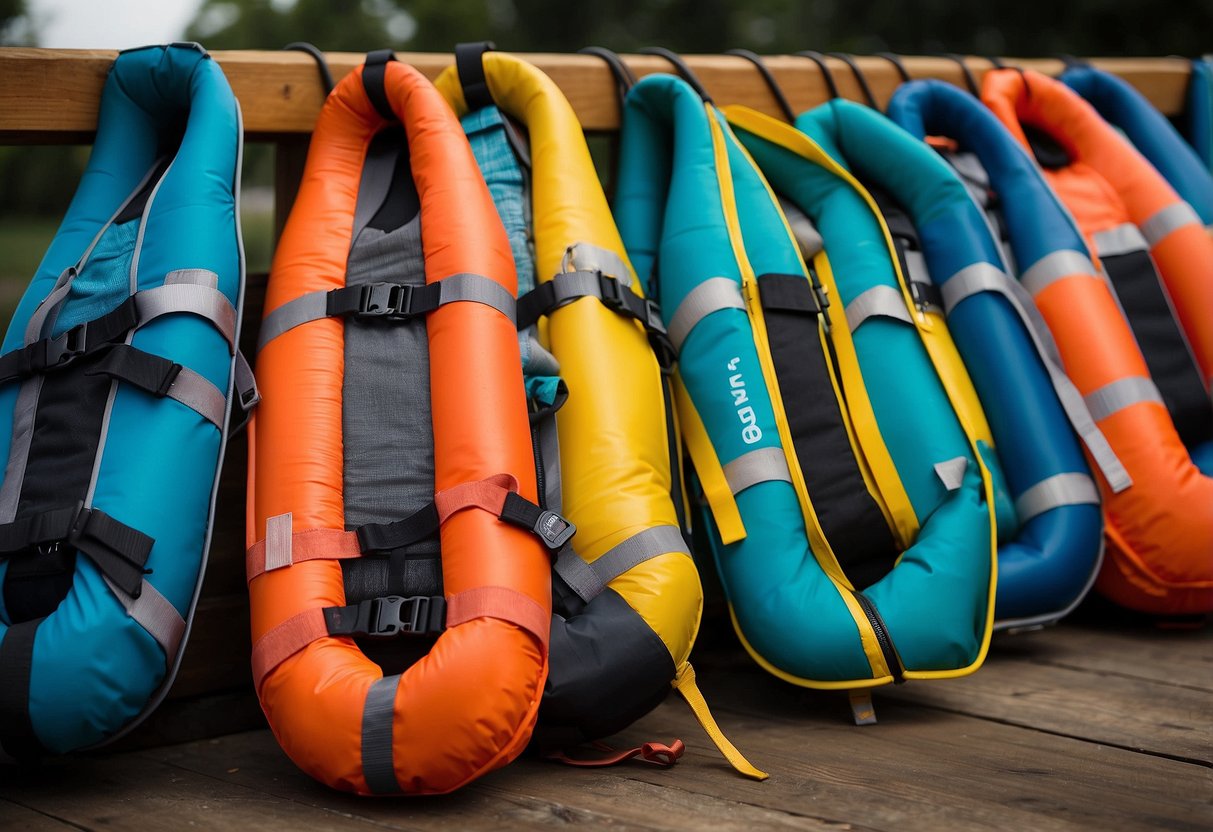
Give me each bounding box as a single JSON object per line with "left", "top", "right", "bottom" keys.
{"left": 357, "top": 502, "right": 440, "bottom": 555}
{"left": 327, "top": 281, "right": 443, "bottom": 320}
{"left": 323, "top": 595, "right": 446, "bottom": 638}
{"left": 362, "top": 49, "right": 397, "bottom": 121}
{"left": 0, "top": 618, "right": 45, "bottom": 760}
{"left": 1102, "top": 250, "right": 1213, "bottom": 448}
{"left": 0, "top": 506, "right": 152, "bottom": 598}
{"left": 85, "top": 343, "right": 181, "bottom": 397}
{"left": 757, "top": 272, "right": 901, "bottom": 590}
{"left": 868, "top": 187, "right": 942, "bottom": 313}
{"left": 0, "top": 297, "right": 139, "bottom": 384}
{"left": 455, "top": 41, "right": 495, "bottom": 111}
{"left": 499, "top": 491, "right": 576, "bottom": 550}
{"left": 516, "top": 272, "right": 676, "bottom": 369}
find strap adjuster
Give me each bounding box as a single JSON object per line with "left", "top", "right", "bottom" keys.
{"left": 359, "top": 282, "right": 412, "bottom": 318}
{"left": 534, "top": 509, "right": 576, "bottom": 550}
{"left": 909, "top": 280, "right": 941, "bottom": 313}
{"left": 335, "top": 595, "right": 447, "bottom": 638}
{"left": 37, "top": 323, "right": 88, "bottom": 371}
{"left": 597, "top": 272, "right": 628, "bottom": 311}
{"left": 807, "top": 266, "right": 831, "bottom": 333}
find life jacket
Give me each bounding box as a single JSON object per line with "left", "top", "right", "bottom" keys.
{"left": 762, "top": 95, "right": 1115, "bottom": 630}
{"left": 1185, "top": 57, "right": 1213, "bottom": 174}
{"left": 246, "top": 52, "right": 553, "bottom": 795}
{"left": 0, "top": 44, "right": 252, "bottom": 757}
{"left": 615, "top": 73, "right": 996, "bottom": 703}
{"left": 434, "top": 45, "right": 761, "bottom": 779}
{"left": 905, "top": 74, "right": 1213, "bottom": 616}
{"left": 1060, "top": 65, "right": 1213, "bottom": 226}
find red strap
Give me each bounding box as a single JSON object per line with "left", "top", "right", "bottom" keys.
{"left": 448, "top": 585, "right": 550, "bottom": 651}
{"left": 246, "top": 526, "right": 361, "bottom": 582}
{"left": 434, "top": 473, "right": 519, "bottom": 523}
{"left": 250, "top": 607, "right": 329, "bottom": 689}
{"left": 546, "top": 739, "right": 686, "bottom": 768}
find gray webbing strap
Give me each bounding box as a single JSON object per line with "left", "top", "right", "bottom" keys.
{"left": 166, "top": 365, "right": 227, "bottom": 428}
{"left": 562, "top": 242, "right": 633, "bottom": 285}
{"left": 256, "top": 290, "right": 328, "bottom": 351}
{"left": 1084, "top": 376, "right": 1165, "bottom": 422}
{"left": 234, "top": 349, "right": 260, "bottom": 411}
{"left": 933, "top": 457, "right": 968, "bottom": 492}
{"left": 541, "top": 270, "right": 605, "bottom": 307}
{"left": 361, "top": 674, "right": 402, "bottom": 794}
{"left": 940, "top": 261, "right": 1131, "bottom": 492}
{"left": 668, "top": 278, "right": 746, "bottom": 353}
{"left": 845, "top": 285, "right": 913, "bottom": 332}
{"left": 104, "top": 576, "right": 187, "bottom": 667}
{"left": 24, "top": 267, "right": 76, "bottom": 346}
{"left": 1020, "top": 250, "right": 1099, "bottom": 297}
{"left": 1141, "top": 202, "right": 1201, "bottom": 248}
{"left": 554, "top": 525, "right": 691, "bottom": 604}
{"left": 778, "top": 197, "right": 824, "bottom": 260}
{"left": 0, "top": 379, "right": 42, "bottom": 524}
{"left": 536, "top": 410, "right": 562, "bottom": 515}
{"left": 723, "top": 447, "right": 792, "bottom": 495}
{"left": 436, "top": 272, "right": 517, "bottom": 321}
{"left": 165, "top": 268, "right": 219, "bottom": 288}
{"left": 135, "top": 283, "right": 237, "bottom": 350}
{"left": 1093, "top": 223, "right": 1149, "bottom": 258}
{"left": 1014, "top": 472, "right": 1100, "bottom": 525}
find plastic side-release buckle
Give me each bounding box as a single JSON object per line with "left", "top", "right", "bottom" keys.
{"left": 325, "top": 595, "right": 447, "bottom": 638}
{"left": 36, "top": 322, "right": 88, "bottom": 371}
{"left": 359, "top": 282, "right": 413, "bottom": 318}
{"left": 535, "top": 510, "right": 576, "bottom": 550}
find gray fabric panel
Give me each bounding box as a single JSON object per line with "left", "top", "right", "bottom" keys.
{"left": 438, "top": 272, "right": 516, "bottom": 322}
{"left": 940, "top": 262, "right": 1131, "bottom": 493}
{"left": 1141, "top": 202, "right": 1200, "bottom": 247}
{"left": 562, "top": 242, "right": 633, "bottom": 286}
{"left": 342, "top": 218, "right": 436, "bottom": 550}
{"left": 1021, "top": 250, "right": 1099, "bottom": 297}
{"left": 1084, "top": 376, "right": 1165, "bottom": 422}
{"left": 166, "top": 365, "right": 227, "bottom": 428}
{"left": 0, "top": 378, "right": 44, "bottom": 523}
{"left": 845, "top": 285, "right": 913, "bottom": 332}
{"left": 933, "top": 456, "right": 968, "bottom": 492}
{"left": 668, "top": 277, "right": 745, "bottom": 353}
{"left": 352, "top": 143, "right": 400, "bottom": 245}
{"left": 361, "top": 674, "right": 402, "bottom": 794}
{"left": 723, "top": 447, "right": 792, "bottom": 495}
{"left": 105, "top": 575, "right": 187, "bottom": 666}
{"left": 265, "top": 512, "right": 294, "bottom": 572}
{"left": 164, "top": 268, "right": 219, "bottom": 288}
{"left": 554, "top": 547, "right": 604, "bottom": 602}
{"left": 1015, "top": 472, "right": 1100, "bottom": 525}
{"left": 135, "top": 283, "right": 237, "bottom": 349}
{"left": 777, "top": 196, "right": 824, "bottom": 260}
{"left": 255, "top": 290, "right": 329, "bottom": 351}
{"left": 1093, "top": 223, "right": 1149, "bottom": 258}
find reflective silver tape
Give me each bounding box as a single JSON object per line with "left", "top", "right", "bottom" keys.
{"left": 136, "top": 283, "right": 237, "bottom": 349}
{"left": 555, "top": 525, "right": 691, "bottom": 604}
{"left": 1140, "top": 202, "right": 1200, "bottom": 248}
{"left": 1084, "top": 376, "right": 1164, "bottom": 422}
{"left": 1093, "top": 223, "right": 1149, "bottom": 258}
{"left": 256, "top": 290, "right": 331, "bottom": 352}
{"left": 166, "top": 366, "right": 227, "bottom": 428}
{"left": 668, "top": 278, "right": 745, "bottom": 353}
{"left": 1021, "top": 250, "right": 1099, "bottom": 297}
{"left": 940, "top": 261, "right": 1131, "bottom": 493}
{"left": 361, "top": 674, "right": 402, "bottom": 794}
{"left": 723, "top": 447, "right": 792, "bottom": 495}
{"left": 264, "top": 512, "right": 294, "bottom": 572}
{"left": 903, "top": 249, "right": 931, "bottom": 289}
{"left": 934, "top": 457, "right": 968, "bottom": 492}
{"left": 562, "top": 242, "right": 633, "bottom": 286}
{"left": 845, "top": 284, "right": 913, "bottom": 332}
{"left": 1015, "top": 472, "right": 1100, "bottom": 525}
{"left": 164, "top": 268, "right": 219, "bottom": 288}
{"left": 105, "top": 576, "right": 187, "bottom": 667}
{"left": 437, "top": 272, "right": 516, "bottom": 323}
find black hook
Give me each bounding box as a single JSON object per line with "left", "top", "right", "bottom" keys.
{"left": 724, "top": 48, "right": 796, "bottom": 121}
{"left": 876, "top": 52, "right": 912, "bottom": 84}
{"left": 827, "top": 52, "right": 878, "bottom": 108}
{"left": 579, "top": 46, "right": 637, "bottom": 104}
{"left": 638, "top": 47, "right": 713, "bottom": 103}
{"left": 988, "top": 55, "right": 1006, "bottom": 69}
{"left": 283, "top": 42, "right": 335, "bottom": 95}
{"left": 795, "top": 50, "right": 840, "bottom": 100}
{"left": 936, "top": 52, "right": 981, "bottom": 96}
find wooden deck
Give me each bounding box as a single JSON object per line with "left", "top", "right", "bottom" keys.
{"left": 1, "top": 607, "right": 1209, "bottom": 831}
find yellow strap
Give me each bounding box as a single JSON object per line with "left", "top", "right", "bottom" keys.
{"left": 672, "top": 375, "right": 747, "bottom": 545}
{"left": 673, "top": 663, "right": 768, "bottom": 780}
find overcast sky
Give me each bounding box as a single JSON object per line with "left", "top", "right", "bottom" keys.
{"left": 29, "top": 0, "right": 203, "bottom": 49}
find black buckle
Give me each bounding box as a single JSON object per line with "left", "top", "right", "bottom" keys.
{"left": 806, "top": 266, "right": 832, "bottom": 332}
{"left": 597, "top": 272, "right": 628, "bottom": 311}
{"left": 533, "top": 510, "right": 576, "bottom": 550}
{"left": 362, "top": 595, "right": 445, "bottom": 637}
{"left": 359, "top": 282, "right": 412, "bottom": 318}
{"left": 37, "top": 323, "right": 88, "bottom": 371}
{"left": 909, "top": 280, "right": 941, "bottom": 313}
{"left": 642, "top": 298, "right": 668, "bottom": 337}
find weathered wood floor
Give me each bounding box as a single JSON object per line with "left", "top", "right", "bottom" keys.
{"left": 1, "top": 608, "right": 1209, "bottom": 831}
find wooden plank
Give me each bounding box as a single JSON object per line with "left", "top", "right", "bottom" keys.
{"left": 0, "top": 800, "right": 76, "bottom": 830}
{"left": 0, "top": 48, "right": 1194, "bottom": 143}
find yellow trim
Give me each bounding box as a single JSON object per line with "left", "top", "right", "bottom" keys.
{"left": 673, "top": 373, "right": 746, "bottom": 544}
{"left": 672, "top": 663, "right": 768, "bottom": 780}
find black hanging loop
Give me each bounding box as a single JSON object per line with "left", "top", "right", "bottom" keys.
{"left": 455, "top": 41, "right": 496, "bottom": 112}
{"left": 639, "top": 46, "right": 713, "bottom": 103}
{"left": 283, "top": 42, "right": 335, "bottom": 96}
{"left": 1055, "top": 53, "right": 1089, "bottom": 72}
{"left": 876, "top": 52, "right": 912, "bottom": 84}
{"left": 936, "top": 52, "right": 981, "bottom": 96}
{"left": 361, "top": 49, "right": 399, "bottom": 121}
{"left": 579, "top": 46, "right": 637, "bottom": 104}
{"left": 827, "top": 52, "right": 878, "bottom": 108}
{"left": 724, "top": 48, "right": 796, "bottom": 122}
{"left": 988, "top": 55, "right": 1007, "bottom": 70}
{"left": 794, "top": 51, "right": 840, "bottom": 100}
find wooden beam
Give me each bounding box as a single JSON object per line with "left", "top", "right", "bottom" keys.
{"left": 0, "top": 47, "right": 1195, "bottom": 143}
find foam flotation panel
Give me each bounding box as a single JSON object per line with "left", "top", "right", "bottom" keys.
{"left": 0, "top": 44, "right": 249, "bottom": 757}
{"left": 615, "top": 73, "right": 996, "bottom": 692}
{"left": 247, "top": 52, "right": 551, "bottom": 795}
{"left": 1061, "top": 65, "right": 1213, "bottom": 226}
{"left": 776, "top": 96, "right": 1114, "bottom": 630}
{"left": 907, "top": 73, "right": 1213, "bottom": 616}
{"left": 1185, "top": 57, "right": 1213, "bottom": 173}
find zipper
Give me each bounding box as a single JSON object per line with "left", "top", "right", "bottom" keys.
{"left": 853, "top": 591, "right": 904, "bottom": 683}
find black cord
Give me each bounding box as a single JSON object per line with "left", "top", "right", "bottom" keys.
{"left": 827, "top": 52, "right": 877, "bottom": 108}
{"left": 725, "top": 48, "right": 796, "bottom": 121}
{"left": 283, "top": 42, "right": 335, "bottom": 96}
{"left": 794, "top": 51, "right": 840, "bottom": 100}
{"left": 639, "top": 46, "right": 713, "bottom": 103}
